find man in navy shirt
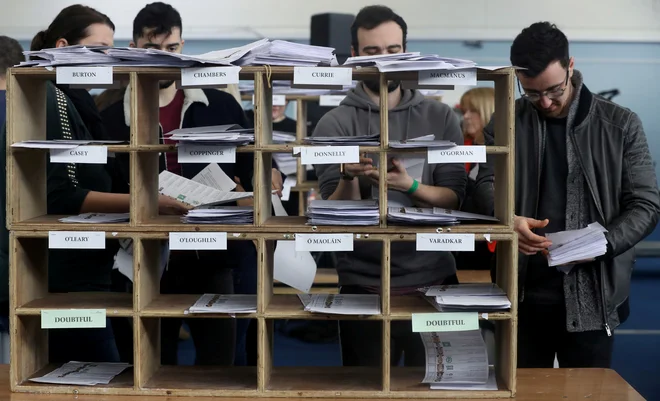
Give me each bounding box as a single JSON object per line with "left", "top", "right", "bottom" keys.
{"left": 0, "top": 36, "right": 24, "bottom": 129}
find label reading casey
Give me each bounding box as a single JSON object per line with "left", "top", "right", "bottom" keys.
{"left": 295, "top": 234, "right": 354, "bottom": 252}
{"left": 416, "top": 233, "right": 475, "bottom": 252}
{"left": 48, "top": 231, "right": 106, "bottom": 249}
{"left": 411, "top": 312, "right": 479, "bottom": 332}
{"left": 169, "top": 232, "right": 228, "bottom": 250}
{"left": 300, "top": 146, "right": 359, "bottom": 165}
{"left": 177, "top": 145, "right": 236, "bottom": 163}
{"left": 41, "top": 309, "right": 107, "bottom": 329}
{"left": 50, "top": 146, "right": 108, "bottom": 164}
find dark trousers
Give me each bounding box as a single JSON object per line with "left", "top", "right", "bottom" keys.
{"left": 339, "top": 274, "right": 459, "bottom": 367}
{"left": 518, "top": 302, "right": 614, "bottom": 368}
{"left": 231, "top": 245, "right": 258, "bottom": 366}
{"left": 49, "top": 319, "right": 120, "bottom": 363}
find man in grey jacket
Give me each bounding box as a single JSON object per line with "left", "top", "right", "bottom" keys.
{"left": 490, "top": 22, "right": 660, "bottom": 368}
{"left": 313, "top": 5, "right": 467, "bottom": 367}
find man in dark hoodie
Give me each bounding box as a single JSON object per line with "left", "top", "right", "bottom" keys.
{"left": 312, "top": 5, "right": 467, "bottom": 367}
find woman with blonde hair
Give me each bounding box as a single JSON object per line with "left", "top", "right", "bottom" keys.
{"left": 460, "top": 87, "right": 495, "bottom": 146}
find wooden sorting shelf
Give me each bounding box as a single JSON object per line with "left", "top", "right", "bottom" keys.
{"left": 6, "top": 65, "right": 517, "bottom": 398}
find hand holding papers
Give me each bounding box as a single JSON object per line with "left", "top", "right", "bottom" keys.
{"left": 545, "top": 222, "right": 608, "bottom": 272}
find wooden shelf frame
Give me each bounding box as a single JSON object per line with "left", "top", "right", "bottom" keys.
{"left": 6, "top": 65, "right": 517, "bottom": 398}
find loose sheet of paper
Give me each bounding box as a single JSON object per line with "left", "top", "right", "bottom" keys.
{"left": 421, "top": 330, "right": 489, "bottom": 384}
{"left": 29, "top": 361, "right": 132, "bottom": 386}
{"left": 159, "top": 170, "right": 251, "bottom": 207}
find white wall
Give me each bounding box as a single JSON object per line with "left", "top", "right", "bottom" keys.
{"left": 1, "top": 0, "right": 660, "bottom": 42}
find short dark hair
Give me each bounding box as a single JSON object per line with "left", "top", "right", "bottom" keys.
{"left": 510, "top": 22, "right": 569, "bottom": 78}
{"left": 30, "top": 5, "right": 115, "bottom": 51}
{"left": 350, "top": 5, "right": 407, "bottom": 53}
{"left": 133, "top": 2, "right": 182, "bottom": 43}
{"left": 0, "top": 36, "right": 25, "bottom": 76}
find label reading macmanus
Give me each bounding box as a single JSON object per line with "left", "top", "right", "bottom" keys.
{"left": 169, "top": 232, "right": 228, "bottom": 250}
{"left": 295, "top": 234, "right": 354, "bottom": 252}
{"left": 418, "top": 68, "right": 477, "bottom": 86}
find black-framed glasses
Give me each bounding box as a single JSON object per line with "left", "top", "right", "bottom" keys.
{"left": 518, "top": 69, "right": 569, "bottom": 102}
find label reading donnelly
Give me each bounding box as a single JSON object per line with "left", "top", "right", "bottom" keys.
{"left": 428, "top": 145, "right": 486, "bottom": 164}
{"left": 300, "top": 146, "right": 359, "bottom": 165}
{"left": 169, "top": 232, "right": 228, "bottom": 250}
{"left": 180, "top": 66, "right": 240, "bottom": 87}
{"left": 418, "top": 68, "right": 477, "bottom": 86}
{"left": 294, "top": 67, "right": 353, "bottom": 87}
{"left": 177, "top": 144, "right": 236, "bottom": 163}
{"left": 41, "top": 309, "right": 107, "bottom": 329}
{"left": 411, "top": 312, "right": 479, "bottom": 333}
{"left": 295, "top": 234, "right": 354, "bottom": 252}
{"left": 50, "top": 146, "right": 108, "bottom": 164}
{"left": 416, "top": 233, "right": 475, "bottom": 252}
{"left": 48, "top": 231, "right": 106, "bottom": 249}
{"left": 56, "top": 66, "right": 113, "bottom": 85}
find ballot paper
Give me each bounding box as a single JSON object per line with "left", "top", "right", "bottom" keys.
{"left": 421, "top": 330, "right": 489, "bottom": 384}
{"left": 186, "top": 294, "right": 257, "bottom": 314}
{"left": 11, "top": 139, "right": 126, "bottom": 149}
{"left": 234, "top": 40, "right": 337, "bottom": 67}
{"left": 59, "top": 213, "right": 129, "bottom": 224}
{"left": 387, "top": 207, "right": 459, "bottom": 226}
{"left": 430, "top": 366, "right": 497, "bottom": 390}
{"left": 159, "top": 170, "right": 253, "bottom": 208}
{"left": 422, "top": 283, "right": 511, "bottom": 312}
{"left": 192, "top": 163, "right": 237, "bottom": 192}
{"left": 307, "top": 199, "right": 379, "bottom": 226}
{"left": 165, "top": 124, "right": 254, "bottom": 146}
{"left": 546, "top": 222, "right": 608, "bottom": 270}
{"left": 182, "top": 206, "right": 253, "bottom": 224}
{"left": 112, "top": 238, "right": 170, "bottom": 283}
{"left": 300, "top": 294, "right": 381, "bottom": 315}
{"left": 425, "top": 283, "right": 505, "bottom": 297}
{"left": 304, "top": 133, "right": 380, "bottom": 146}
{"left": 29, "top": 361, "right": 132, "bottom": 386}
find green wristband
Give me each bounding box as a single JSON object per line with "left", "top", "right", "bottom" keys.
{"left": 406, "top": 179, "right": 419, "bottom": 194}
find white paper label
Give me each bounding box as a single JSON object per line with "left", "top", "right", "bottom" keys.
{"left": 56, "top": 66, "right": 113, "bottom": 85}
{"left": 295, "top": 234, "right": 354, "bottom": 251}
{"left": 294, "top": 67, "right": 353, "bottom": 87}
{"left": 252, "top": 94, "right": 286, "bottom": 106}
{"left": 180, "top": 66, "right": 240, "bottom": 87}
{"left": 419, "top": 68, "right": 477, "bottom": 86}
{"left": 319, "top": 95, "right": 346, "bottom": 107}
{"left": 416, "top": 233, "right": 475, "bottom": 251}
{"left": 169, "top": 232, "right": 228, "bottom": 250}
{"left": 48, "top": 231, "right": 106, "bottom": 249}
{"left": 50, "top": 146, "right": 108, "bottom": 164}
{"left": 41, "top": 309, "right": 107, "bottom": 329}
{"left": 300, "top": 146, "right": 359, "bottom": 165}
{"left": 428, "top": 145, "right": 486, "bottom": 164}
{"left": 177, "top": 145, "right": 236, "bottom": 163}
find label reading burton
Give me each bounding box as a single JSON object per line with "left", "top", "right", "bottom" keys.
{"left": 295, "top": 234, "right": 354, "bottom": 252}
{"left": 294, "top": 67, "right": 353, "bottom": 86}
{"left": 177, "top": 144, "right": 236, "bottom": 163}
{"left": 319, "top": 95, "right": 346, "bottom": 107}
{"left": 48, "top": 231, "right": 106, "bottom": 249}
{"left": 169, "top": 232, "right": 228, "bottom": 250}
{"left": 412, "top": 312, "right": 479, "bottom": 332}
{"left": 416, "top": 233, "right": 475, "bottom": 252}
{"left": 428, "top": 145, "right": 486, "bottom": 164}
{"left": 180, "top": 66, "right": 240, "bottom": 87}
{"left": 300, "top": 146, "right": 359, "bottom": 165}
{"left": 41, "top": 309, "right": 107, "bottom": 329}
{"left": 50, "top": 146, "right": 108, "bottom": 164}
{"left": 418, "top": 68, "right": 477, "bottom": 86}
{"left": 56, "top": 66, "right": 113, "bottom": 85}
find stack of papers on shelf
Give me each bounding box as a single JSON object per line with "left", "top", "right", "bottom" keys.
{"left": 234, "top": 40, "right": 337, "bottom": 67}
{"left": 307, "top": 199, "right": 379, "bottom": 226}
{"left": 29, "top": 362, "right": 132, "bottom": 386}
{"left": 304, "top": 133, "right": 380, "bottom": 146}
{"left": 422, "top": 283, "right": 511, "bottom": 312}
{"left": 389, "top": 139, "right": 456, "bottom": 149}
{"left": 59, "top": 213, "right": 129, "bottom": 224}
{"left": 387, "top": 207, "right": 498, "bottom": 226}
{"left": 272, "top": 152, "right": 298, "bottom": 176}
{"left": 240, "top": 80, "right": 355, "bottom": 95}
{"left": 343, "top": 52, "right": 477, "bottom": 72}
{"left": 546, "top": 222, "right": 608, "bottom": 268}
{"left": 164, "top": 124, "right": 254, "bottom": 146}
{"left": 298, "top": 294, "right": 381, "bottom": 315}
{"left": 421, "top": 331, "right": 489, "bottom": 386}
{"left": 272, "top": 131, "right": 297, "bottom": 144}
{"left": 159, "top": 171, "right": 253, "bottom": 208}
{"left": 11, "top": 139, "right": 126, "bottom": 149}
{"left": 430, "top": 367, "right": 497, "bottom": 390}
{"left": 182, "top": 206, "right": 253, "bottom": 224}
{"left": 187, "top": 294, "right": 257, "bottom": 314}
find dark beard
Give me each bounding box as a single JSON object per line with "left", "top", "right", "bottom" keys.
{"left": 364, "top": 79, "right": 400, "bottom": 94}
{"left": 159, "top": 80, "right": 175, "bottom": 89}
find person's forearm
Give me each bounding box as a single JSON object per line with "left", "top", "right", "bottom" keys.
{"left": 79, "top": 191, "right": 131, "bottom": 214}
{"left": 410, "top": 184, "right": 459, "bottom": 209}
{"left": 328, "top": 179, "right": 362, "bottom": 200}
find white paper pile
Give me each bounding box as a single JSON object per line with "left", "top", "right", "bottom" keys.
{"left": 59, "top": 213, "right": 129, "bottom": 224}
{"left": 546, "top": 222, "right": 608, "bottom": 269}
{"left": 421, "top": 331, "right": 490, "bottom": 386}
{"left": 387, "top": 207, "right": 498, "bottom": 226}
{"left": 182, "top": 206, "right": 253, "bottom": 224}
{"left": 164, "top": 124, "right": 254, "bottom": 146}
{"left": 422, "top": 283, "right": 511, "bottom": 312}
{"left": 240, "top": 80, "right": 354, "bottom": 96}
{"left": 304, "top": 133, "right": 380, "bottom": 146}
{"left": 235, "top": 40, "right": 337, "bottom": 67}
{"left": 187, "top": 294, "right": 257, "bottom": 314}
{"left": 343, "top": 52, "right": 477, "bottom": 72}
{"left": 29, "top": 361, "right": 131, "bottom": 386}
{"left": 298, "top": 293, "right": 381, "bottom": 315}
{"left": 11, "top": 139, "right": 125, "bottom": 149}
{"left": 307, "top": 199, "right": 379, "bottom": 226}
{"left": 159, "top": 171, "right": 253, "bottom": 208}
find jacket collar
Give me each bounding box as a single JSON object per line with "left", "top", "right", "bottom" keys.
{"left": 122, "top": 85, "right": 210, "bottom": 127}
{"left": 568, "top": 69, "right": 592, "bottom": 128}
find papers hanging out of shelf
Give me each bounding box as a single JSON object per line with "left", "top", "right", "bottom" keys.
{"left": 421, "top": 283, "right": 511, "bottom": 312}
{"left": 306, "top": 199, "right": 380, "bottom": 226}
{"left": 29, "top": 361, "right": 132, "bottom": 386}
{"left": 186, "top": 294, "right": 257, "bottom": 314}
{"left": 298, "top": 293, "right": 381, "bottom": 315}
{"left": 421, "top": 330, "right": 491, "bottom": 387}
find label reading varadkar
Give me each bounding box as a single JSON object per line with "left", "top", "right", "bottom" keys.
{"left": 416, "top": 233, "right": 475, "bottom": 252}
{"left": 41, "top": 309, "right": 107, "bottom": 329}
{"left": 180, "top": 66, "right": 240, "bottom": 87}
{"left": 169, "top": 232, "right": 228, "bottom": 250}
{"left": 295, "top": 234, "right": 354, "bottom": 252}
{"left": 48, "top": 231, "right": 106, "bottom": 249}
{"left": 56, "top": 66, "right": 113, "bottom": 85}
{"left": 177, "top": 145, "right": 236, "bottom": 163}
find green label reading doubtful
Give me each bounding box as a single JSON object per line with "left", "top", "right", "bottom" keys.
{"left": 411, "top": 312, "right": 479, "bottom": 333}
{"left": 41, "top": 309, "right": 106, "bottom": 329}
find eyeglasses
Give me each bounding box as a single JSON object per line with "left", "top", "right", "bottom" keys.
{"left": 518, "top": 69, "right": 569, "bottom": 102}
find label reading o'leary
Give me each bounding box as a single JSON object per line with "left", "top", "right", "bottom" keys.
{"left": 48, "top": 231, "right": 106, "bottom": 249}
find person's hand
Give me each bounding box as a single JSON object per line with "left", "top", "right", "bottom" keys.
{"left": 365, "top": 158, "right": 414, "bottom": 193}
{"left": 271, "top": 168, "right": 283, "bottom": 197}
{"left": 158, "top": 194, "right": 190, "bottom": 215}
{"left": 514, "top": 215, "right": 552, "bottom": 255}
{"left": 342, "top": 156, "right": 376, "bottom": 178}
{"left": 234, "top": 177, "right": 254, "bottom": 207}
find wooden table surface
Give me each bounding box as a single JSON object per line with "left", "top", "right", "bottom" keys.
{"left": 0, "top": 366, "right": 645, "bottom": 400}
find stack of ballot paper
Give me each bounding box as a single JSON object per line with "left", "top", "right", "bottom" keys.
{"left": 187, "top": 294, "right": 257, "bottom": 314}
{"left": 240, "top": 80, "right": 355, "bottom": 96}
{"left": 159, "top": 171, "right": 253, "bottom": 208}
{"left": 307, "top": 199, "right": 379, "bottom": 226}
{"left": 546, "top": 222, "right": 608, "bottom": 268}
{"left": 164, "top": 124, "right": 254, "bottom": 146}
{"left": 422, "top": 283, "right": 511, "bottom": 312}
{"left": 182, "top": 206, "right": 253, "bottom": 224}
{"left": 389, "top": 139, "right": 456, "bottom": 149}
{"left": 303, "top": 133, "right": 380, "bottom": 146}
{"left": 29, "top": 362, "right": 132, "bottom": 386}
{"left": 421, "top": 331, "right": 491, "bottom": 387}
{"left": 234, "top": 40, "right": 337, "bottom": 67}
{"left": 59, "top": 212, "right": 129, "bottom": 224}
{"left": 343, "top": 52, "right": 477, "bottom": 72}
{"left": 298, "top": 294, "right": 381, "bottom": 315}
{"left": 11, "top": 139, "right": 126, "bottom": 149}
{"left": 387, "top": 207, "right": 498, "bottom": 226}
